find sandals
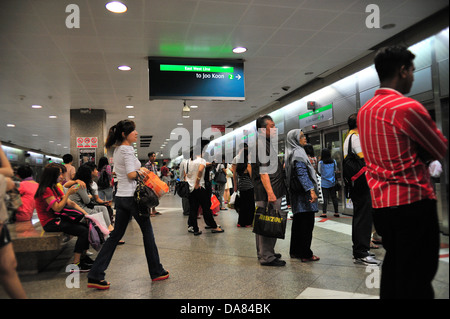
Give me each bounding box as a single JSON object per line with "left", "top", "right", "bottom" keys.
{"left": 301, "top": 255, "right": 320, "bottom": 262}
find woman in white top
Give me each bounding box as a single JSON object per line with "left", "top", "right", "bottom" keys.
{"left": 87, "top": 120, "right": 169, "bottom": 290}
{"left": 186, "top": 140, "right": 224, "bottom": 236}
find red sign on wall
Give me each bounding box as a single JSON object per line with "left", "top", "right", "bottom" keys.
{"left": 77, "top": 137, "right": 98, "bottom": 148}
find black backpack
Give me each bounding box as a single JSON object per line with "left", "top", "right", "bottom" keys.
{"left": 97, "top": 169, "right": 111, "bottom": 190}
{"left": 134, "top": 175, "right": 159, "bottom": 217}
{"left": 343, "top": 134, "right": 366, "bottom": 197}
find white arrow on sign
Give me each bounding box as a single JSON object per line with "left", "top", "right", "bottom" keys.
{"left": 236, "top": 74, "right": 241, "bottom": 80}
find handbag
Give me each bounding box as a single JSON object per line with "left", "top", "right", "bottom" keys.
{"left": 135, "top": 174, "right": 159, "bottom": 217}
{"left": 174, "top": 161, "right": 190, "bottom": 198}
{"left": 252, "top": 204, "right": 287, "bottom": 239}
{"left": 343, "top": 134, "right": 366, "bottom": 197}
{"left": 214, "top": 165, "right": 227, "bottom": 184}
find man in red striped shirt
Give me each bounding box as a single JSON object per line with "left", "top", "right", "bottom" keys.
{"left": 358, "top": 46, "right": 448, "bottom": 299}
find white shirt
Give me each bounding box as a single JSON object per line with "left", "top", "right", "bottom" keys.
{"left": 185, "top": 157, "right": 206, "bottom": 192}
{"left": 113, "top": 145, "right": 141, "bottom": 197}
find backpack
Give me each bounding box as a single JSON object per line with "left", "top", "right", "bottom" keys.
{"left": 87, "top": 219, "right": 105, "bottom": 251}
{"left": 343, "top": 134, "right": 366, "bottom": 197}
{"left": 97, "top": 168, "right": 111, "bottom": 190}
{"left": 134, "top": 175, "right": 159, "bottom": 217}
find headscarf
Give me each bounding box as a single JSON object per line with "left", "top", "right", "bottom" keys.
{"left": 284, "top": 129, "right": 317, "bottom": 191}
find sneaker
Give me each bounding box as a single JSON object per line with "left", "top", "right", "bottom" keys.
{"left": 152, "top": 270, "right": 170, "bottom": 282}
{"left": 187, "top": 226, "right": 194, "bottom": 233}
{"left": 70, "top": 261, "right": 92, "bottom": 273}
{"left": 353, "top": 256, "right": 382, "bottom": 265}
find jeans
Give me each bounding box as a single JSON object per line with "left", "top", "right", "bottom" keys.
{"left": 322, "top": 187, "right": 339, "bottom": 214}
{"left": 88, "top": 196, "right": 165, "bottom": 281}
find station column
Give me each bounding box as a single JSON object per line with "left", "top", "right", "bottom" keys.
{"left": 69, "top": 109, "right": 107, "bottom": 170}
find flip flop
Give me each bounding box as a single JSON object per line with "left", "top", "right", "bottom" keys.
{"left": 301, "top": 255, "right": 320, "bottom": 262}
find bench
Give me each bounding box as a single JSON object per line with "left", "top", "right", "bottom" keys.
{"left": 7, "top": 220, "right": 71, "bottom": 275}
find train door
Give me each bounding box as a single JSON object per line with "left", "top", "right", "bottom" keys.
{"left": 322, "top": 129, "right": 345, "bottom": 214}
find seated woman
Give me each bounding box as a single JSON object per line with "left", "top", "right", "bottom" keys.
{"left": 65, "top": 164, "right": 113, "bottom": 232}
{"left": 16, "top": 165, "right": 39, "bottom": 222}
{"left": 34, "top": 163, "right": 93, "bottom": 271}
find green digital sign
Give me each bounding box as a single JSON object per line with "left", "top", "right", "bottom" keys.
{"left": 160, "top": 64, "right": 234, "bottom": 73}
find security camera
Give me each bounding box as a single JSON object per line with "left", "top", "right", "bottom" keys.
{"left": 281, "top": 86, "right": 290, "bottom": 91}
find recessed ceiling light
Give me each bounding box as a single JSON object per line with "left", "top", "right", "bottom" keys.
{"left": 32, "top": 134, "right": 38, "bottom": 137}
{"left": 128, "top": 115, "right": 135, "bottom": 118}
{"left": 31, "top": 105, "right": 42, "bottom": 109}
{"left": 106, "top": 1, "right": 127, "bottom": 13}
{"left": 233, "top": 47, "right": 247, "bottom": 54}
{"left": 190, "top": 105, "right": 198, "bottom": 109}
{"left": 382, "top": 23, "right": 396, "bottom": 30}
{"left": 118, "top": 65, "right": 131, "bottom": 71}
{"left": 49, "top": 115, "right": 57, "bottom": 118}
{"left": 177, "top": 123, "right": 183, "bottom": 126}
{"left": 126, "top": 105, "right": 134, "bottom": 109}
{"left": 6, "top": 124, "right": 15, "bottom": 127}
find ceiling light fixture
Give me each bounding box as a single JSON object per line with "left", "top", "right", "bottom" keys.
{"left": 182, "top": 100, "right": 190, "bottom": 118}
{"left": 126, "top": 105, "right": 134, "bottom": 109}
{"left": 128, "top": 115, "right": 135, "bottom": 118}
{"left": 118, "top": 65, "right": 132, "bottom": 71}
{"left": 106, "top": 1, "right": 127, "bottom": 13}
{"left": 6, "top": 124, "right": 15, "bottom": 127}
{"left": 232, "top": 47, "right": 247, "bottom": 54}
{"left": 49, "top": 115, "right": 57, "bottom": 119}
{"left": 31, "top": 105, "right": 43, "bottom": 109}
{"left": 382, "top": 23, "right": 396, "bottom": 30}
{"left": 190, "top": 104, "right": 198, "bottom": 109}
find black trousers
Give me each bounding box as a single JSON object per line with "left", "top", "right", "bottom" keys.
{"left": 289, "top": 212, "right": 315, "bottom": 259}
{"left": 188, "top": 187, "right": 217, "bottom": 232}
{"left": 372, "top": 199, "right": 440, "bottom": 299}
{"left": 44, "top": 219, "right": 89, "bottom": 254}
{"left": 237, "top": 188, "right": 255, "bottom": 226}
{"left": 350, "top": 178, "right": 373, "bottom": 258}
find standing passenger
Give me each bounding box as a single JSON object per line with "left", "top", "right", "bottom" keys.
{"left": 358, "top": 46, "right": 448, "bottom": 299}
{"left": 251, "top": 115, "right": 287, "bottom": 266}
{"left": 87, "top": 120, "right": 169, "bottom": 290}
{"left": 186, "top": 140, "right": 224, "bottom": 236}
{"left": 285, "top": 129, "right": 320, "bottom": 262}
{"left": 343, "top": 114, "right": 380, "bottom": 265}
{"left": 318, "top": 148, "right": 339, "bottom": 218}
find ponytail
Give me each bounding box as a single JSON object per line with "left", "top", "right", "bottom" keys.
{"left": 105, "top": 120, "right": 136, "bottom": 149}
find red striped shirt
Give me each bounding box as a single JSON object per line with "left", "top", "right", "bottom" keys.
{"left": 358, "top": 88, "right": 448, "bottom": 209}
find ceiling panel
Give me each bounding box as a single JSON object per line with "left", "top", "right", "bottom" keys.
{"left": 0, "top": 0, "right": 448, "bottom": 160}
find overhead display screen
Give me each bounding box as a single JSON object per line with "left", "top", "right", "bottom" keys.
{"left": 148, "top": 57, "right": 245, "bottom": 101}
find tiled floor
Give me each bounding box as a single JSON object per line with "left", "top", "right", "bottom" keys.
{"left": 1, "top": 194, "right": 448, "bottom": 300}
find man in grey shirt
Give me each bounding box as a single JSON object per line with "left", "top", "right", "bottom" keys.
{"left": 251, "top": 115, "right": 287, "bottom": 266}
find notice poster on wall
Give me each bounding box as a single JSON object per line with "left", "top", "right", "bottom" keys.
{"left": 76, "top": 137, "right": 98, "bottom": 148}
